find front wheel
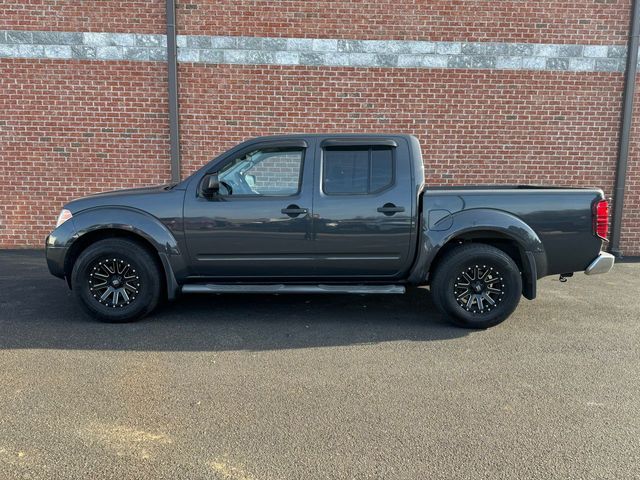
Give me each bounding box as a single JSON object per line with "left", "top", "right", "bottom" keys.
{"left": 431, "top": 244, "right": 522, "bottom": 329}
{"left": 71, "top": 238, "right": 162, "bottom": 323}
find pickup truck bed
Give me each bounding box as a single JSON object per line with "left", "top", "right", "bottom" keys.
{"left": 423, "top": 186, "right": 604, "bottom": 276}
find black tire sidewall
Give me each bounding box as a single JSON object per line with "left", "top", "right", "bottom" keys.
{"left": 71, "top": 239, "right": 161, "bottom": 322}
{"left": 433, "top": 245, "right": 522, "bottom": 329}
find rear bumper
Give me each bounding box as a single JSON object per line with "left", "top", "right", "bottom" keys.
{"left": 585, "top": 251, "right": 615, "bottom": 275}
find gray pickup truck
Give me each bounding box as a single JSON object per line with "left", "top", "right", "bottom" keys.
{"left": 46, "top": 134, "right": 614, "bottom": 328}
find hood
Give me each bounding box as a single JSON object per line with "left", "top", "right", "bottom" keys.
{"left": 64, "top": 183, "right": 176, "bottom": 213}
{"left": 83, "top": 184, "right": 173, "bottom": 198}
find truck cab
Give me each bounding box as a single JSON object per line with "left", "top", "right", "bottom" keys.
{"left": 183, "top": 135, "right": 420, "bottom": 279}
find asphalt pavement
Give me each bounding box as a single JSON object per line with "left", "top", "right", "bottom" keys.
{"left": 0, "top": 249, "right": 638, "bottom": 479}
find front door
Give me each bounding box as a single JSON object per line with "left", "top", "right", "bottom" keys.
{"left": 184, "top": 140, "right": 316, "bottom": 278}
{"left": 312, "top": 138, "right": 415, "bottom": 278}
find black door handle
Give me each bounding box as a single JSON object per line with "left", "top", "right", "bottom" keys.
{"left": 377, "top": 203, "right": 405, "bottom": 216}
{"left": 281, "top": 205, "right": 308, "bottom": 217}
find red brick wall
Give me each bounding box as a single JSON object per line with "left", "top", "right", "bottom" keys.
{"left": 11, "top": 0, "right": 629, "bottom": 43}
{"left": 0, "top": 1, "right": 165, "bottom": 33}
{"left": 621, "top": 76, "right": 640, "bottom": 255}
{"left": 0, "top": 59, "right": 170, "bottom": 247}
{"left": 0, "top": 0, "right": 638, "bottom": 255}
{"left": 178, "top": 64, "right": 622, "bottom": 189}
{"left": 178, "top": 0, "right": 631, "bottom": 44}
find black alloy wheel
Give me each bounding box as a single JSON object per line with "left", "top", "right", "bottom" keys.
{"left": 88, "top": 257, "right": 141, "bottom": 308}
{"left": 71, "top": 238, "right": 161, "bottom": 323}
{"left": 453, "top": 264, "right": 505, "bottom": 314}
{"left": 431, "top": 243, "right": 522, "bottom": 329}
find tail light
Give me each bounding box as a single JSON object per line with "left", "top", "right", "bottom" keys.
{"left": 593, "top": 199, "right": 609, "bottom": 240}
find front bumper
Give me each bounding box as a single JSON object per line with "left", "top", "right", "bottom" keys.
{"left": 45, "top": 220, "right": 76, "bottom": 279}
{"left": 45, "top": 240, "right": 67, "bottom": 278}
{"left": 585, "top": 251, "right": 615, "bottom": 275}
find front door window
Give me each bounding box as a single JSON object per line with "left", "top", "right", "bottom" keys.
{"left": 218, "top": 147, "right": 304, "bottom": 196}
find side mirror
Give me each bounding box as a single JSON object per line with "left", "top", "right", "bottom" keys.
{"left": 201, "top": 173, "right": 220, "bottom": 197}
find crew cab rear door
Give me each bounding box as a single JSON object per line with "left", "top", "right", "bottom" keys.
{"left": 183, "top": 139, "right": 316, "bottom": 278}
{"left": 311, "top": 137, "right": 415, "bottom": 278}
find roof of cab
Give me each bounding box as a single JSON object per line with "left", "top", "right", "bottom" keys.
{"left": 243, "top": 133, "right": 417, "bottom": 141}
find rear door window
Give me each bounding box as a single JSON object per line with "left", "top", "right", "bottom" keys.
{"left": 322, "top": 146, "right": 394, "bottom": 195}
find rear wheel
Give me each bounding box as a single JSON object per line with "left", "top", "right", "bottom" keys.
{"left": 431, "top": 244, "right": 522, "bottom": 329}
{"left": 71, "top": 238, "right": 161, "bottom": 323}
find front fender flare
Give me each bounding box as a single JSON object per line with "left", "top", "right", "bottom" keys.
{"left": 63, "top": 206, "right": 183, "bottom": 299}
{"left": 69, "top": 206, "right": 180, "bottom": 255}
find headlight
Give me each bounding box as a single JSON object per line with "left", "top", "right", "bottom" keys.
{"left": 56, "top": 209, "right": 73, "bottom": 228}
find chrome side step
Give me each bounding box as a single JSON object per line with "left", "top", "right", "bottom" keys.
{"left": 181, "top": 284, "right": 406, "bottom": 295}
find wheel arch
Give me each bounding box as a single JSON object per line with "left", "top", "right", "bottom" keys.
{"left": 428, "top": 230, "right": 538, "bottom": 299}
{"left": 63, "top": 207, "right": 182, "bottom": 299}
{"left": 409, "top": 208, "right": 547, "bottom": 299}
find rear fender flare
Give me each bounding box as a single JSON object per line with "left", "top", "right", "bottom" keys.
{"left": 409, "top": 208, "right": 547, "bottom": 299}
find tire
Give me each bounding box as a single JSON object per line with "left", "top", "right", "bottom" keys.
{"left": 71, "top": 238, "right": 162, "bottom": 323}
{"left": 430, "top": 244, "right": 522, "bottom": 329}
